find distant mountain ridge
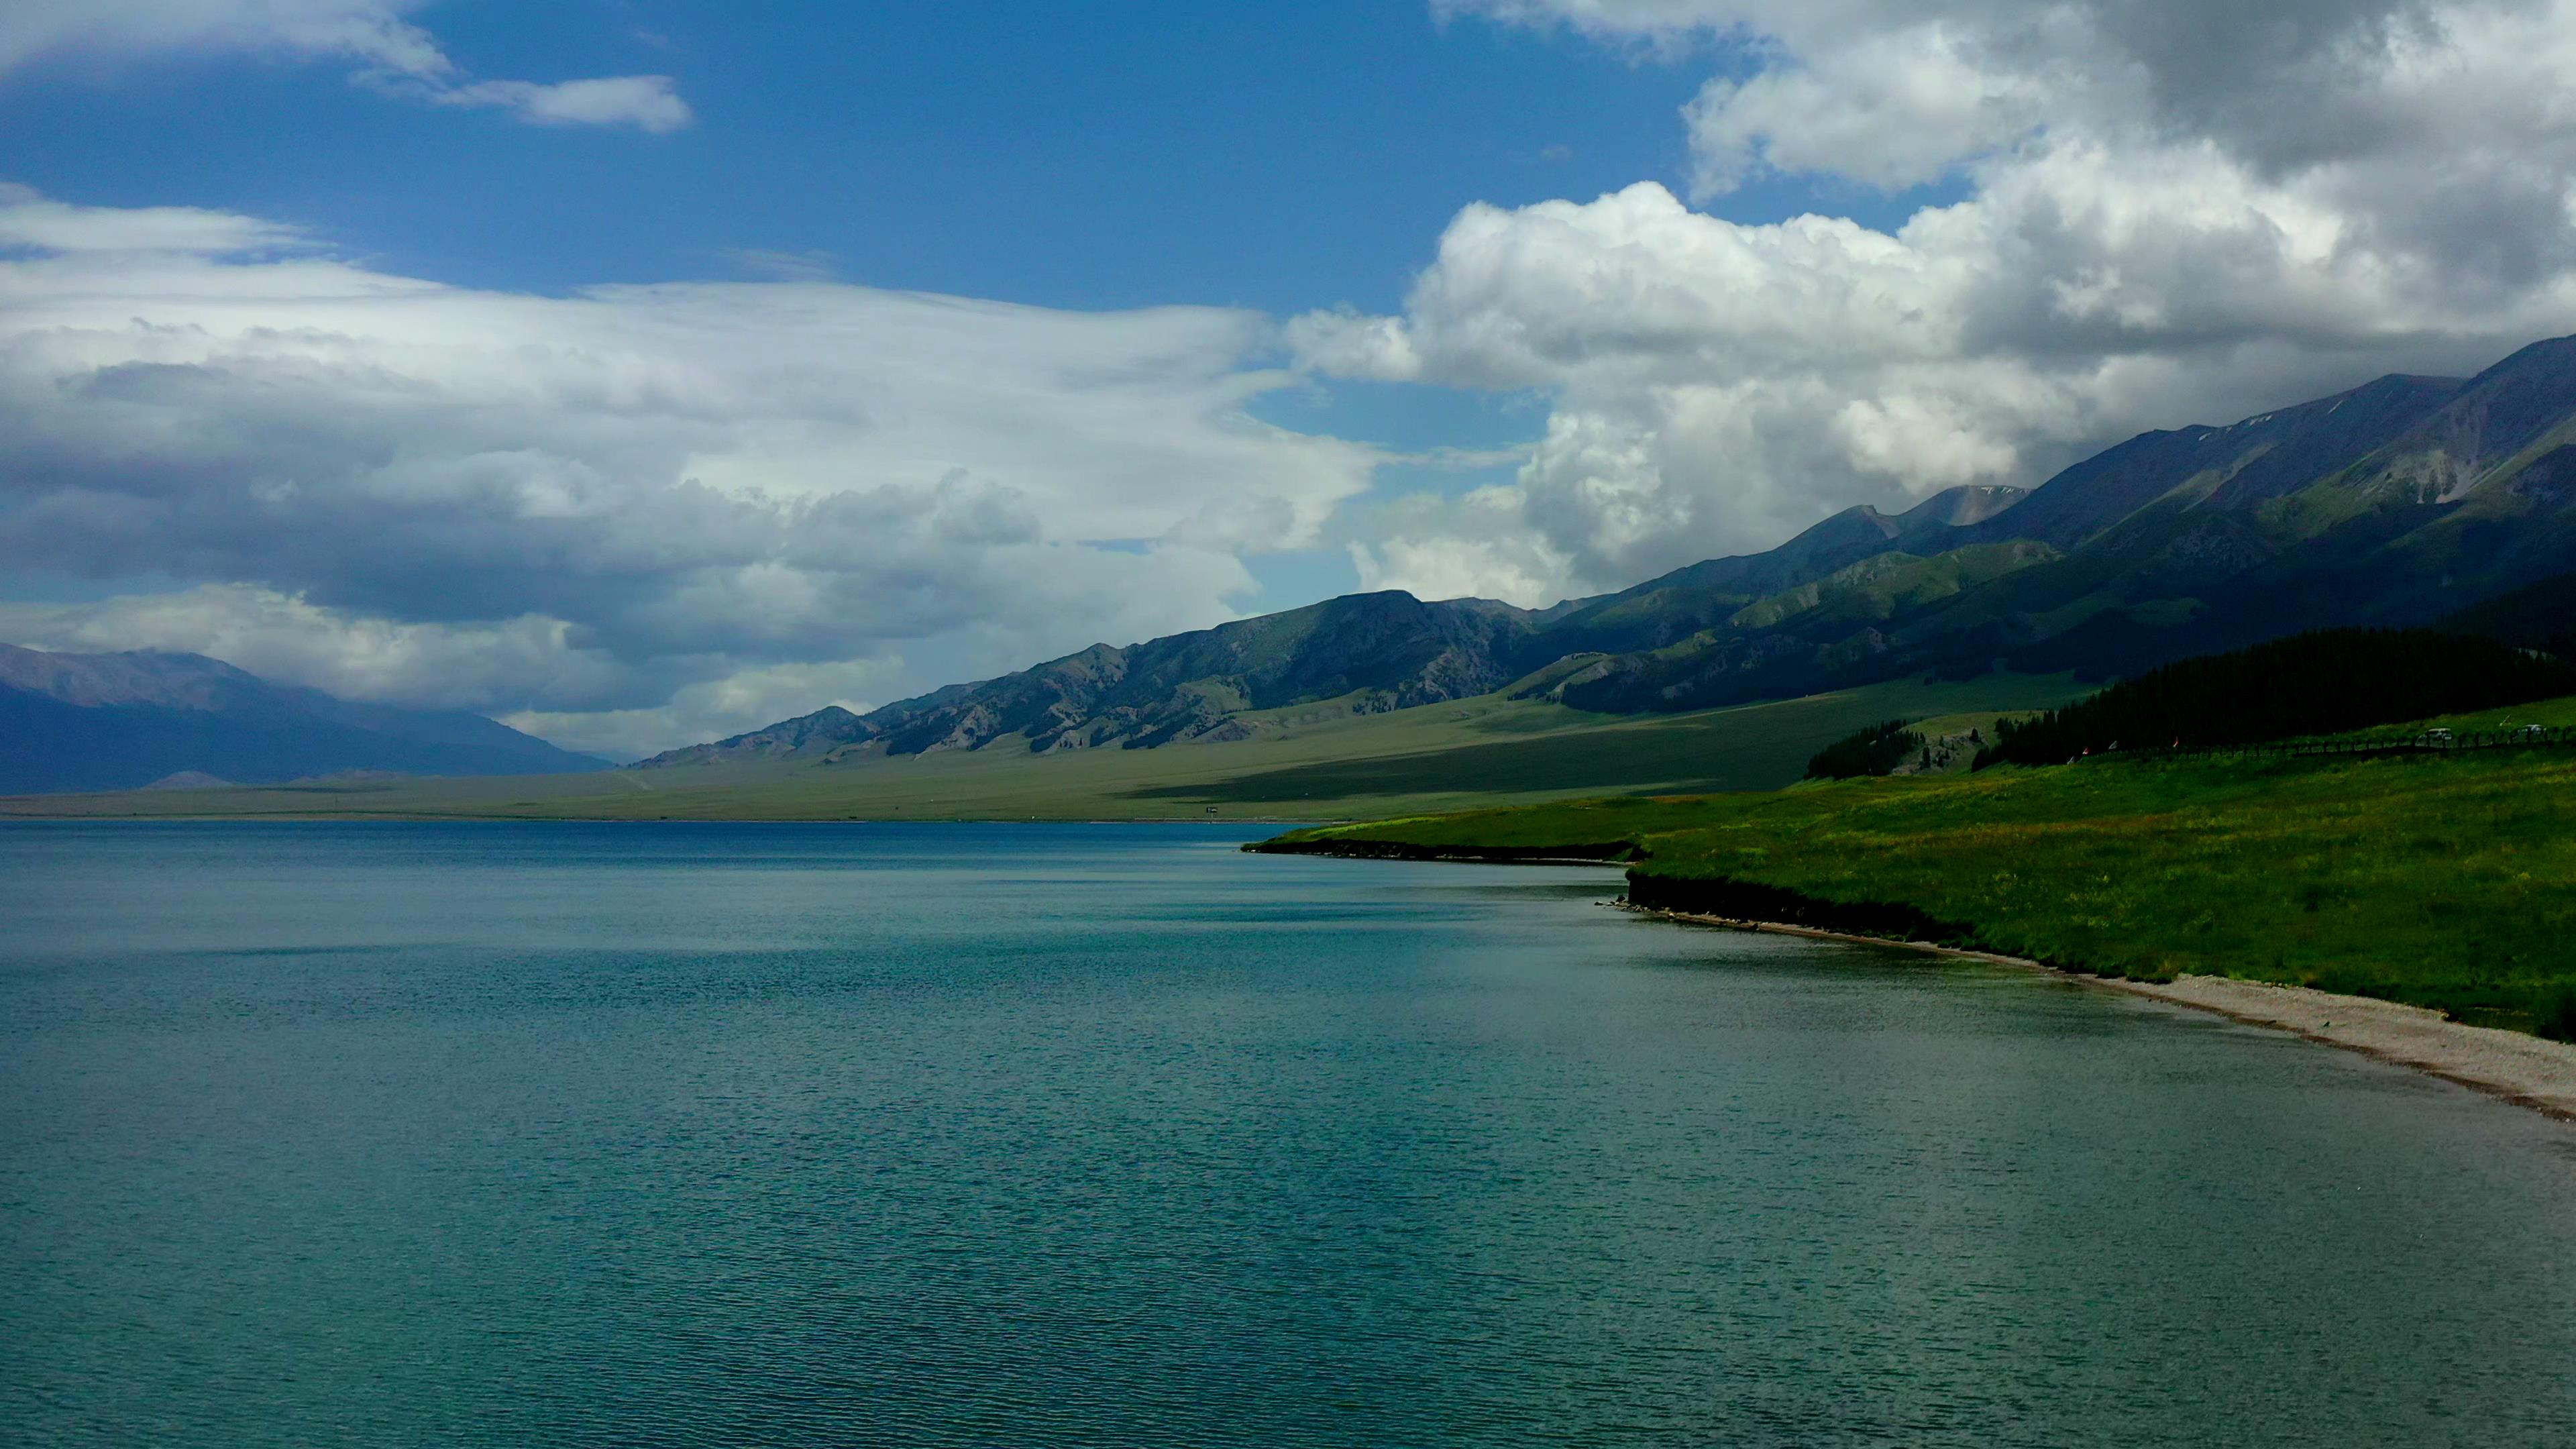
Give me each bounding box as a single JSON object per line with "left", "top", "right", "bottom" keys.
{"left": 0, "top": 645, "right": 608, "bottom": 795}
{"left": 644, "top": 332, "right": 2576, "bottom": 769}
{"left": 639, "top": 483, "right": 2041, "bottom": 768}
{"left": 639, "top": 591, "right": 1544, "bottom": 766}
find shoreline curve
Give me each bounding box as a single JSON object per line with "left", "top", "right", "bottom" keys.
{"left": 1246, "top": 839, "right": 2576, "bottom": 1122}
{"left": 1626, "top": 901, "right": 2576, "bottom": 1122}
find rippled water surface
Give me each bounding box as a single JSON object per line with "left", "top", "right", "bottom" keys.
{"left": 4, "top": 820, "right": 2574, "bottom": 1447}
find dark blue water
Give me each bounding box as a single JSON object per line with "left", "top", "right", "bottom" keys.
{"left": 3, "top": 822, "right": 2573, "bottom": 1447}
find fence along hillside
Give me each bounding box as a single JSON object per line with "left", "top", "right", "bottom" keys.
{"left": 1976, "top": 629, "right": 2576, "bottom": 769}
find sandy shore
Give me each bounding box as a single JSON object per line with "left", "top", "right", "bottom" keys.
{"left": 1623, "top": 904, "right": 2576, "bottom": 1122}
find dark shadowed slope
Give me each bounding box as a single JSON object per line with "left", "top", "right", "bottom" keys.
{"left": 1562, "top": 341, "right": 2576, "bottom": 712}
{"left": 0, "top": 645, "right": 608, "bottom": 794}
{"left": 2443, "top": 570, "right": 2576, "bottom": 658}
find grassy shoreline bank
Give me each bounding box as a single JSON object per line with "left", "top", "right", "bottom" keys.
{"left": 1252, "top": 746, "right": 2576, "bottom": 1040}
{"left": 1607, "top": 897, "right": 2576, "bottom": 1124}
{"left": 1606, "top": 899, "right": 2576, "bottom": 1120}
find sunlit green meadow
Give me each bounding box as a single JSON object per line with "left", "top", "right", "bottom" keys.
{"left": 1263, "top": 720, "right": 2576, "bottom": 1036}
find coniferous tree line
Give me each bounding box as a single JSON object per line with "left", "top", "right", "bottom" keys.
{"left": 1976, "top": 629, "right": 2576, "bottom": 769}
{"left": 2436, "top": 570, "right": 2576, "bottom": 662}
{"left": 1805, "top": 719, "right": 1924, "bottom": 780}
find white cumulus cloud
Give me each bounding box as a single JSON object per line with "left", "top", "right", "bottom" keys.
{"left": 0, "top": 0, "right": 691, "bottom": 132}
{"left": 423, "top": 74, "right": 692, "bottom": 133}
{"left": 1288, "top": 0, "right": 2576, "bottom": 604}
{"left": 0, "top": 187, "right": 1381, "bottom": 755}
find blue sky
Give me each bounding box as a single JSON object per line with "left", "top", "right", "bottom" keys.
{"left": 3, "top": 0, "right": 1769, "bottom": 621}
{"left": 5, "top": 0, "right": 2573, "bottom": 754}
{"left": 7, "top": 3, "right": 1686, "bottom": 305}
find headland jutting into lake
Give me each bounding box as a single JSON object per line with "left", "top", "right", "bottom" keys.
{"left": 1250, "top": 739, "right": 2576, "bottom": 1121}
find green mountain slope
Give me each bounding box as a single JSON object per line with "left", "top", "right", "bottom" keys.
{"left": 641, "top": 484, "right": 2035, "bottom": 769}
{"left": 1526, "top": 484, "right": 2028, "bottom": 657}
{"left": 1572, "top": 336, "right": 2576, "bottom": 710}
{"left": 641, "top": 331, "right": 2576, "bottom": 770}
{"left": 639, "top": 590, "right": 1548, "bottom": 765}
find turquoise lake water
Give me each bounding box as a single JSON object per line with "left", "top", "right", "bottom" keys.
{"left": 3, "top": 820, "right": 2573, "bottom": 1446}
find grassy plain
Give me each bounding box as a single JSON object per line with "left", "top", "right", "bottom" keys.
{"left": 1262, "top": 724, "right": 2576, "bottom": 1036}
{"left": 0, "top": 674, "right": 2081, "bottom": 822}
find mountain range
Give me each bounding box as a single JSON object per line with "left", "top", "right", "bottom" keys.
{"left": 642, "top": 331, "right": 2576, "bottom": 771}
{"left": 0, "top": 645, "right": 608, "bottom": 795}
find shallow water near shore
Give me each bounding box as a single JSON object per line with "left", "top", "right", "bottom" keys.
{"left": 5, "top": 820, "right": 2574, "bottom": 1447}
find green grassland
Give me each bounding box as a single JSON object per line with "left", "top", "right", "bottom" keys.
{"left": 0, "top": 674, "right": 2082, "bottom": 822}
{"left": 1260, "top": 721, "right": 2576, "bottom": 1036}
{"left": 2355, "top": 692, "right": 2576, "bottom": 737}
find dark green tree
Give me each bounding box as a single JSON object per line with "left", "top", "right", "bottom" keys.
{"left": 1978, "top": 629, "right": 2576, "bottom": 769}
{"left": 1807, "top": 719, "right": 1923, "bottom": 780}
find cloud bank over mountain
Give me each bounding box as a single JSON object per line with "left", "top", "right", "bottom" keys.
{"left": 0, "top": 0, "right": 689, "bottom": 130}
{"left": 0, "top": 187, "right": 1377, "bottom": 756}
{"left": 1311, "top": 0, "right": 2576, "bottom": 601}
{"left": 15, "top": 0, "right": 2576, "bottom": 755}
